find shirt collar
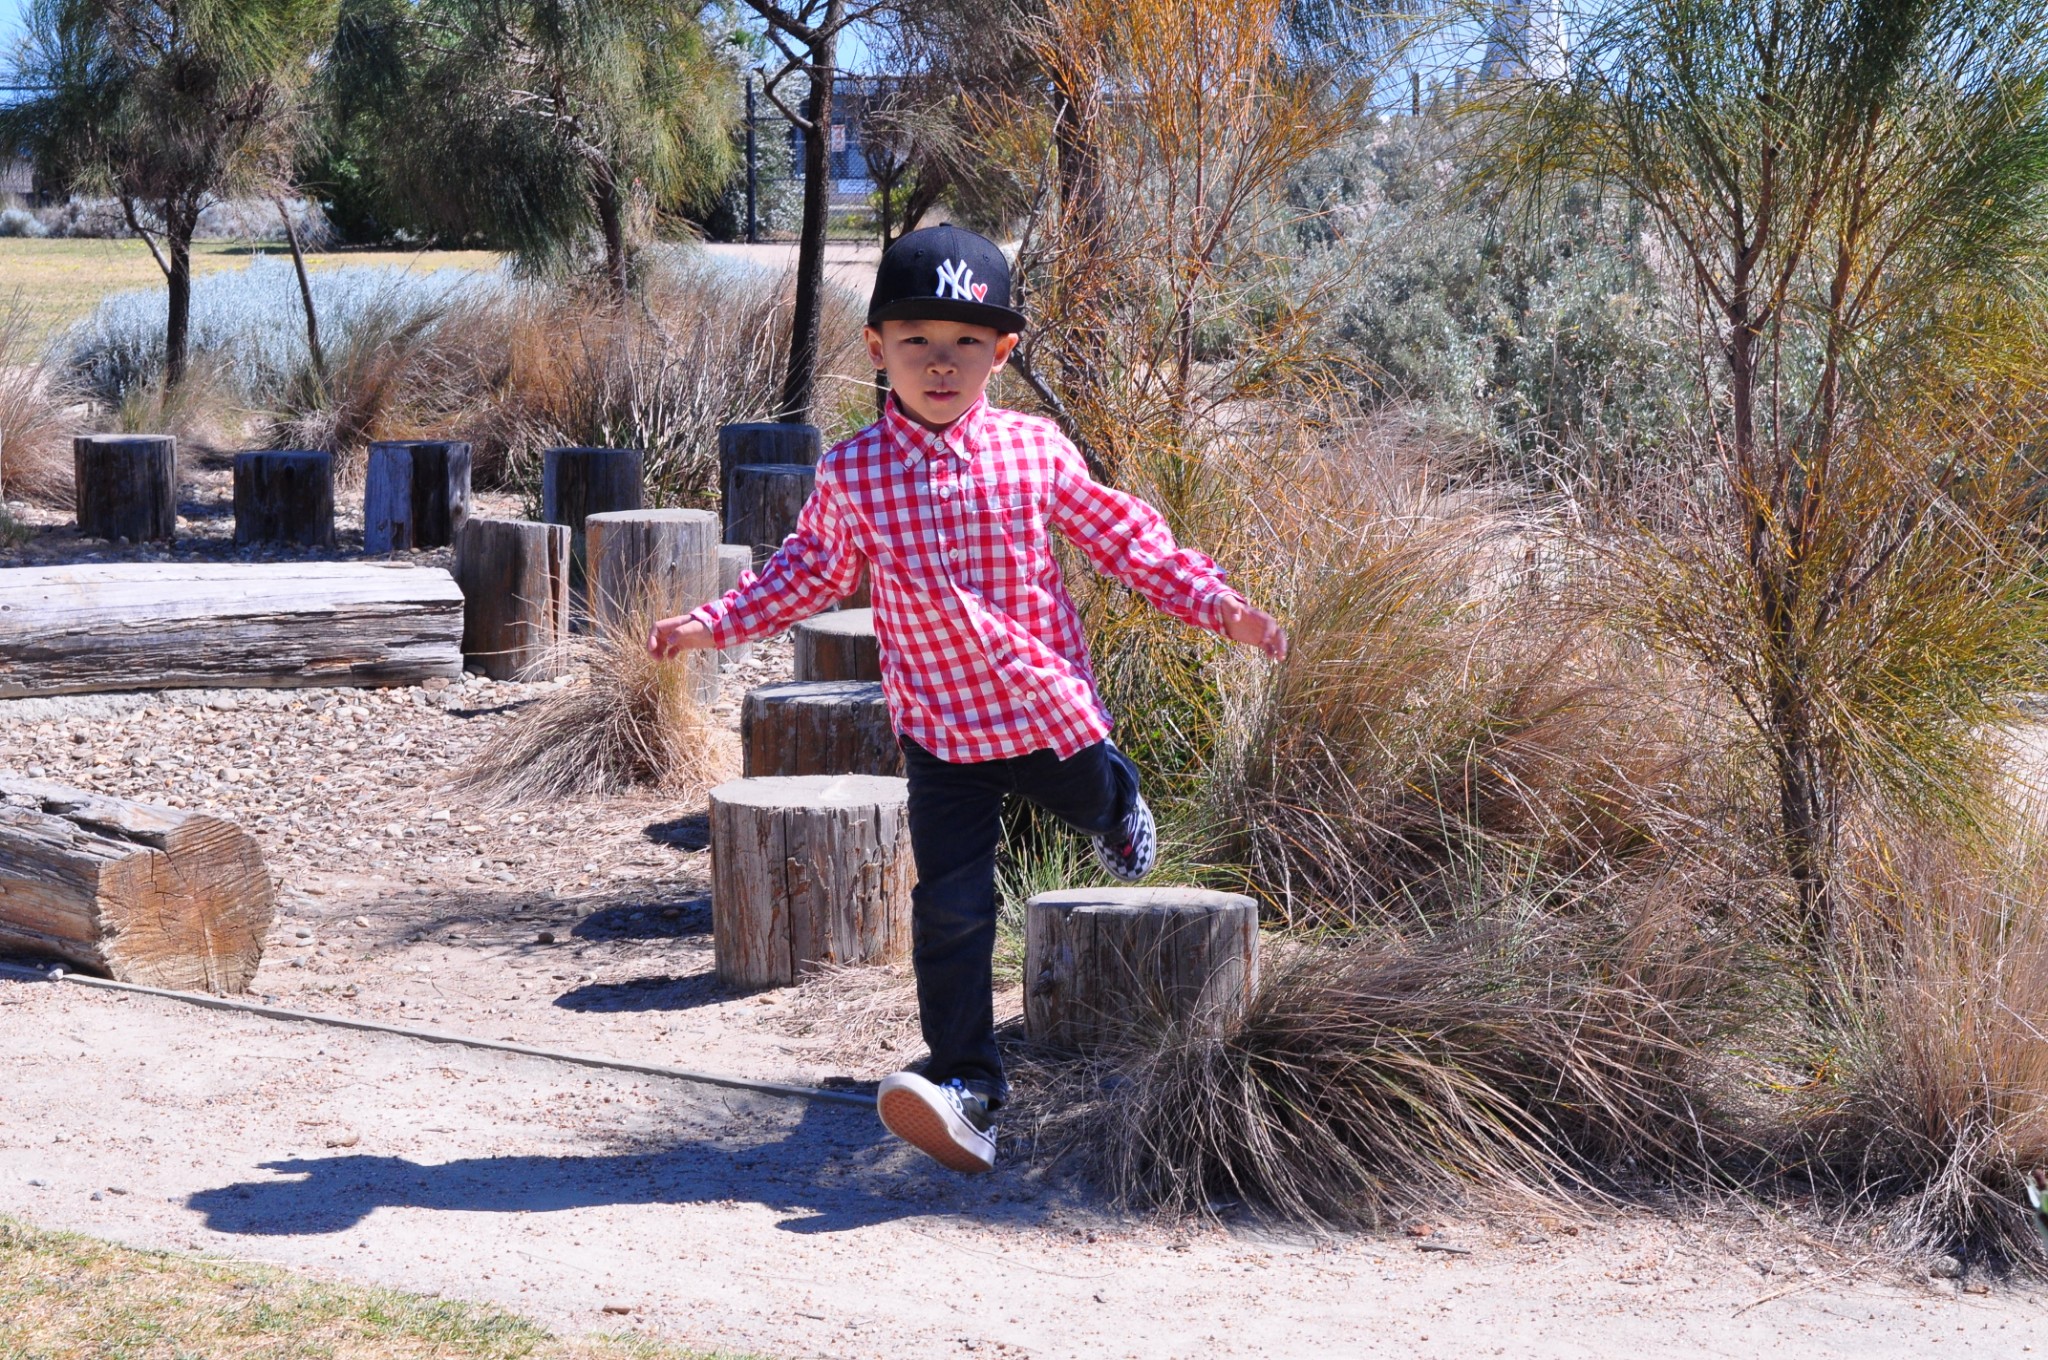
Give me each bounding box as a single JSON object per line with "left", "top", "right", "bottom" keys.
{"left": 884, "top": 392, "right": 988, "bottom": 469}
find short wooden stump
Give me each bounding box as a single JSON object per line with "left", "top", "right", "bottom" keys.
{"left": 453, "top": 517, "right": 569, "bottom": 680}
{"left": 708, "top": 774, "right": 912, "bottom": 989}
{"left": 742, "top": 680, "right": 900, "bottom": 778}
{"left": 716, "top": 543, "right": 754, "bottom": 667}
{"left": 233, "top": 450, "right": 335, "bottom": 548}
{"left": 725, "top": 463, "right": 815, "bottom": 565}
{"left": 793, "top": 607, "right": 880, "bottom": 683}
{"left": 74, "top": 435, "right": 176, "bottom": 543}
{"left": 364, "top": 439, "right": 472, "bottom": 552}
{"left": 1025, "top": 887, "right": 1259, "bottom": 1050}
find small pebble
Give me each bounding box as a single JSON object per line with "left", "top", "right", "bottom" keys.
{"left": 1930, "top": 1254, "right": 1964, "bottom": 1279}
{"left": 537, "top": 931, "right": 556, "bottom": 944}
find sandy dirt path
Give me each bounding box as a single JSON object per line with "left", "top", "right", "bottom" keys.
{"left": 1, "top": 977, "right": 2035, "bottom": 1360}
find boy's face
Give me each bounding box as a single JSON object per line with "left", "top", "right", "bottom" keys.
{"left": 865, "top": 318, "right": 1019, "bottom": 431}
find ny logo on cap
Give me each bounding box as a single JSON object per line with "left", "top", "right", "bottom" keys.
{"left": 936, "top": 258, "right": 990, "bottom": 302}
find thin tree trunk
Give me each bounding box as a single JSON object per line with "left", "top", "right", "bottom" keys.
{"left": 165, "top": 223, "right": 194, "bottom": 391}
{"left": 779, "top": 6, "right": 842, "bottom": 425}
{"left": 593, "top": 167, "right": 629, "bottom": 305}
{"left": 277, "top": 198, "right": 325, "bottom": 382}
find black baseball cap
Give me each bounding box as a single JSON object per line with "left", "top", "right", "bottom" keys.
{"left": 867, "top": 224, "right": 1027, "bottom": 333}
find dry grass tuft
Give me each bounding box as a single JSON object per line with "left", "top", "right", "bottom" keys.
{"left": 451, "top": 601, "right": 736, "bottom": 806}
{"left": 0, "top": 295, "right": 79, "bottom": 506}
{"left": 1789, "top": 810, "right": 2048, "bottom": 1271}
{"left": 1017, "top": 861, "right": 1751, "bottom": 1227}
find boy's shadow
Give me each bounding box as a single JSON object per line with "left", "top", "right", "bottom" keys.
{"left": 186, "top": 1098, "right": 1039, "bottom": 1238}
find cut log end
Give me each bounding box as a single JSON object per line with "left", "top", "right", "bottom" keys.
{"left": 0, "top": 780, "right": 275, "bottom": 994}
{"left": 792, "top": 608, "right": 880, "bottom": 683}
{"left": 741, "top": 680, "right": 900, "bottom": 778}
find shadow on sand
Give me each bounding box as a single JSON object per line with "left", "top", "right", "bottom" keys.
{"left": 186, "top": 1099, "right": 1046, "bottom": 1238}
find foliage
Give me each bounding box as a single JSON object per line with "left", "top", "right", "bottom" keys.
{"left": 0, "top": 294, "right": 79, "bottom": 505}
{"left": 1473, "top": 0, "right": 2048, "bottom": 947}
{"left": 325, "top": 0, "right": 738, "bottom": 297}
{"left": 0, "top": 0, "right": 338, "bottom": 385}
{"left": 59, "top": 255, "right": 483, "bottom": 405}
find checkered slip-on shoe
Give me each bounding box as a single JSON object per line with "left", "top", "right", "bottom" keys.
{"left": 1091, "top": 792, "right": 1158, "bottom": 883}
{"left": 877, "top": 1072, "right": 997, "bottom": 1174}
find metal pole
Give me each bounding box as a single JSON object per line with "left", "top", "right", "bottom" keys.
{"left": 745, "top": 72, "right": 759, "bottom": 244}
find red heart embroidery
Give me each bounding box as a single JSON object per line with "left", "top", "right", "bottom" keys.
{"left": 972, "top": 282, "right": 988, "bottom": 301}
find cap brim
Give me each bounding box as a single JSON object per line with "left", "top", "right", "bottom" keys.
{"left": 867, "top": 297, "right": 1027, "bottom": 333}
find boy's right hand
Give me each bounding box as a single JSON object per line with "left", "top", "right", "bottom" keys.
{"left": 648, "top": 616, "right": 716, "bottom": 659}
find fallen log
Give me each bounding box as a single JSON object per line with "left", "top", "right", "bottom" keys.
{"left": 0, "top": 778, "right": 274, "bottom": 993}
{"left": 708, "top": 773, "right": 912, "bottom": 989}
{"left": 0, "top": 562, "right": 464, "bottom": 698}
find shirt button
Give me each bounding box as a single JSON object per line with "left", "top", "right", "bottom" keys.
{"left": 947, "top": 548, "right": 961, "bottom": 561}
{"left": 937, "top": 485, "right": 952, "bottom": 499}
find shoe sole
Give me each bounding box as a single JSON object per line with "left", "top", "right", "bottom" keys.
{"left": 878, "top": 1085, "right": 995, "bottom": 1174}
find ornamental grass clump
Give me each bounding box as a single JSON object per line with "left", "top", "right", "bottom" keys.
{"left": 451, "top": 592, "right": 735, "bottom": 805}
{"left": 1788, "top": 810, "right": 2048, "bottom": 1271}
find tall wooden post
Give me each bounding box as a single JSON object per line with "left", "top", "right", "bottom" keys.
{"left": 542, "top": 446, "right": 643, "bottom": 588}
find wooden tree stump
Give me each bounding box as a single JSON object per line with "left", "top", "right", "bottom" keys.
{"left": 588, "top": 508, "right": 720, "bottom": 704}
{"left": 233, "top": 450, "right": 335, "bottom": 548}
{"left": 453, "top": 517, "right": 569, "bottom": 680}
{"left": 725, "top": 463, "right": 815, "bottom": 565}
{"left": 708, "top": 774, "right": 912, "bottom": 989}
{"left": 718, "top": 421, "right": 820, "bottom": 510}
{"left": 0, "top": 563, "right": 463, "bottom": 696}
{"left": 793, "top": 608, "right": 881, "bottom": 683}
{"left": 1025, "top": 887, "right": 1260, "bottom": 1051}
{"left": 364, "top": 440, "right": 472, "bottom": 552}
{"left": 716, "top": 544, "right": 754, "bottom": 667}
{"left": 0, "top": 778, "right": 274, "bottom": 993}
{"left": 742, "top": 680, "right": 901, "bottom": 778}
{"left": 73, "top": 435, "right": 176, "bottom": 543}
{"left": 542, "top": 446, "right": 644, "bottom": 587}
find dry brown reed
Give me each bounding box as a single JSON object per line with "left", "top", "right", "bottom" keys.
{"left": 450, "top": 596, "right": 736, "bottom": 806}
{"left": 0, "top": 297, "right": 81, "bottom": 506}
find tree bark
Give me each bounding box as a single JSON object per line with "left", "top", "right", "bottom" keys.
{"left": 453, "top": 518, "right": 570, "bottom": 681}
{"left": 233, "top": 450, "right": 336, "bottom": 548}
{"left": 73, "top": 435, "right": 176, "bottom": 543}
{"left": 277, "top": 197, "right": 325, "bottom": 380}
{"left": 778, "top": 8, "right": 843, "bottom": 424}
{"left": 0, "top": 562, "right": 464, "bottom": 697}
{"left": 592, "top": 164, "right": 630, "bottom": 304}
{"left": 1025, "top": 887, "right": 1259, "bottom": 1051}
{"left": 165, "top": 220, "right": 194, "bottom": 391}
{"left": 707, "top": 773, "right": 912, "bottom": 989}
{"left": 741, "top": 679, "right": 900, "bottom": 778}
{"left": 793, "top": 607, "right": 879, "bottom": 683}
{"left": 0, "top": 778, "right": 275, "bottom": 993}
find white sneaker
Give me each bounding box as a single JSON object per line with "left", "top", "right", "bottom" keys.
{"left": 877, "top": 1072, "right": 997, "bottom": 1174}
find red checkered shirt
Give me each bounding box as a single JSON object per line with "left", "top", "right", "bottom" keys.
{"left": 689, "top": 395, "right": 1242, "bottom": 764}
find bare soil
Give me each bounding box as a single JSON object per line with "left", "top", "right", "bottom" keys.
{"left": 0, "top": 469, "right": 2041, "bottom": 1357}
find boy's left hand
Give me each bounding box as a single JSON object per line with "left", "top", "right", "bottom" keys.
{"left": 1218, "top": 597, "right": 1288, "bottom": 661}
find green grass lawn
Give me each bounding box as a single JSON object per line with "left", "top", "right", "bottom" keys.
{"left": 0, "top": 1216, "right": 748, "bottom": 1360}
{"left": 0, "top": 238, "right": 503, "bottom": 346}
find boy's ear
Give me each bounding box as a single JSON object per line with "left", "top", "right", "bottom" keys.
{"left": 991, "top": 331, "right": 1020, "bottom": 371}
{"left": 863, "top": 325, "right": 886, "bottom": 369}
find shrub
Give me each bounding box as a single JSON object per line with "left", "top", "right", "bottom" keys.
{"left": 0, "top": 298, "right": 78, "bottom": 505}
{"left": 0, "top": 207, "right": 46, "bottom": 239}
{"left": 59, "top": 256, "right": 486, "bottom": 406}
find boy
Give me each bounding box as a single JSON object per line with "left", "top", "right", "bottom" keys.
{"left": 649, "top": 224, "right": 1286, "bottom": 1174}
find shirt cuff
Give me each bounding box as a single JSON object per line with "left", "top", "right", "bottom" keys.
{"left": 1191, "top": 580, "right": 1246, "bottom": 634}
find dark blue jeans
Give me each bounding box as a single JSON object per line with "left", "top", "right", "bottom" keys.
{"left": 901, "top": 735, "right": 1140, "bottom": 1107}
